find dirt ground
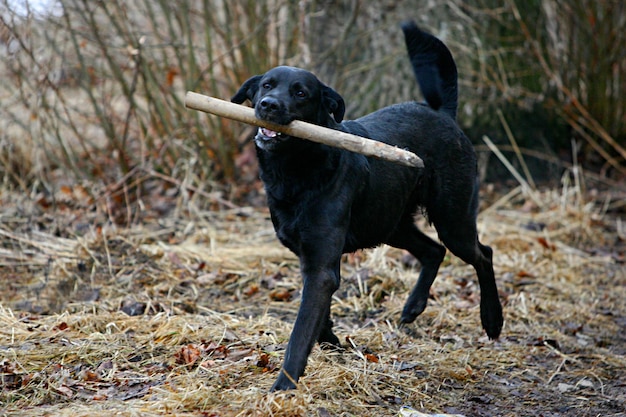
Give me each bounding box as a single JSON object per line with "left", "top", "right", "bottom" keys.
{"left": 0, "top": 184, "right": 625, "bottom": 417}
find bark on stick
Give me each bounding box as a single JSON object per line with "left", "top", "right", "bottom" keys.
{"left": 185, "top": 91, "right": 424, "bottom": 168}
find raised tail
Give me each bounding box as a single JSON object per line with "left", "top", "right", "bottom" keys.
{"left": 401, "top": 21, "right": 458, "bottom": 120}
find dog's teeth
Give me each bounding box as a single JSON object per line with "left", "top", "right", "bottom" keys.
{"left": 261, "top": 128, "right": 280, "bottom": 138}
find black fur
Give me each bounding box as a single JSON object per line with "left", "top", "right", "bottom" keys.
{"left": 231, "top": 21, "right": 503, "bottom": 391}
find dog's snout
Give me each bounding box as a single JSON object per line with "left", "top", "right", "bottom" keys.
{"left": 256, "top": 95, "right": 291, "bottom": 125}
{"left": 259, "top": 96, "right": 281, "bottom": 112}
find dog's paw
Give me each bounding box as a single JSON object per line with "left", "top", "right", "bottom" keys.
{"left": 400, "top": 312, "right": 417, "bottom": 324}
{"left": 270, "top": 372, "right": 298, "bottom": 392}
{"left": 481, "top": 299, "right": 504, "bottom": 339}
{"left": 317, "top": 329, "right": 341, "bottom": 347}
{"left": 400, "top": 298, "right": 428, "bottom": 323}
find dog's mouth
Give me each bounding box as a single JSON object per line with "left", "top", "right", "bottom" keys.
{"left": 255, "top": 127, "right": 289, "bottom": 150}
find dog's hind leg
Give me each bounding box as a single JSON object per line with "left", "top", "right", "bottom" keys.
{"left": 386, "top": 221, "right": 447, "bottom": 324}
{"left": 433, "top": 217, "right": 503, "bottom": 339}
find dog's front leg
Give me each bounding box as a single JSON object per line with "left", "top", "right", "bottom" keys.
{"left": 271, "top": 257, "right": 341, "bottom": 391}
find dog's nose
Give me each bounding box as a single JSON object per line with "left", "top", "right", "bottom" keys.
{"left": 258, "top": 96, "right": 280, "bottom": 112}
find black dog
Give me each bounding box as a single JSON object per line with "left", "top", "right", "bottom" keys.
{"left": 232, "top": 21, "right": 503, "bottom": 391}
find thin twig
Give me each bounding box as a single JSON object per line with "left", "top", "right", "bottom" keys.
{"left": 482, "top": 135, "right": 542, "bottom": 206}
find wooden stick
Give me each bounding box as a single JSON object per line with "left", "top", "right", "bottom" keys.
{"left": 185, "top": 91, "right": 424, "bottom": 168}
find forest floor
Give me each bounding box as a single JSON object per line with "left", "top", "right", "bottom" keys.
{"left": 1, "top": 183, "right": 625, "bottom": 416}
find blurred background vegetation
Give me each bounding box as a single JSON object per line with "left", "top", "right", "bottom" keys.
{"left": 1, "top": 0, "right": 624, "bottom": 223}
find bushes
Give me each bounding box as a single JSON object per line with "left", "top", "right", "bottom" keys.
{"left": 1, "top": 1, "right": 305, "bottom": 185}
{"left": 0, "top": 0, "right": 623, "bottom": 206}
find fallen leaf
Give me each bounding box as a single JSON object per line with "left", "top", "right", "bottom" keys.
{"left": 224, "top": 348, "right": 253, "bottom": 362}
{"left": 175, "top": 344, "right": 202, "bottom": 367}
{"left": 256, "top": 353, "right": 270, "bottom": 368}
{"left": 365, "top": 353, "right": 379, "bottom": 363}
{"left": 244, "top": 284, "right": 259, "bottom": 297}
{"left": 269, "top": 288, "right": 292, "bottom": 302}
{"left": 54, "top": 322, "right": 69, "bottom": 331}
{"left": 81, "top": 370, "right": 100, "bottom": 382}
{"left": 537, "top": 237, "right": 556, "bottom": 251}
{"left": 203, "top": 341, "right": 229, "bottom": 359}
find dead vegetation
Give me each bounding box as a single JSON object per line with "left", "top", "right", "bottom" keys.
{"left": 1, "top": 2, "right": 625, "bottom": 416}
{"left": 1, "top": 176, "right": 624, "bottom": 417}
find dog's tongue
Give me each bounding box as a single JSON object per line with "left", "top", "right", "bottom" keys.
{"left": 260, "top": 127, "right": 279, "bottom": 138}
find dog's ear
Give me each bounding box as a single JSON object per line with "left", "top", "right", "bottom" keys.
{"left": 231, "top": 75, "right": 263, "bottom": 104}
{"left": 321, "top": 86, "right": 346, "bottom": 123}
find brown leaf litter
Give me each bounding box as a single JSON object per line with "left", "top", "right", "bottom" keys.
{"left": 0, "top": 185, "right": 625, "bottom": 416}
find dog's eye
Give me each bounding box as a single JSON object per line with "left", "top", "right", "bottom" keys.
{"left": 262, "top": 82, "right": 272, "bottom": 90}
{"left": 295, "top": 90, "right": 307, "bottom": 98}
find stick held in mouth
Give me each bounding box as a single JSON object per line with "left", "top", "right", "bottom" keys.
{"left": 184, "top": 91, "right": 424, "bottom": 168}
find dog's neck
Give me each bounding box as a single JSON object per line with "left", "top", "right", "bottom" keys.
{"left": 256, "top": 141, "right": 343, "bottom": 201}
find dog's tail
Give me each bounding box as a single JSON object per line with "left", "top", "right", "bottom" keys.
{"left": 401, "top": 21, "right": 458, "bottom": 120}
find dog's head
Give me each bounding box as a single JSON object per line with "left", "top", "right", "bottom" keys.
{"left": 232, "top": 66, "right": 345, "bottom": 150}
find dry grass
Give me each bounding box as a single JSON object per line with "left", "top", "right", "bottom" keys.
{"left": 2, "top": 3, "right": 624, "bottom": 416}
{"left": 0, "top": 180, "right": 625, "bottom": 417}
